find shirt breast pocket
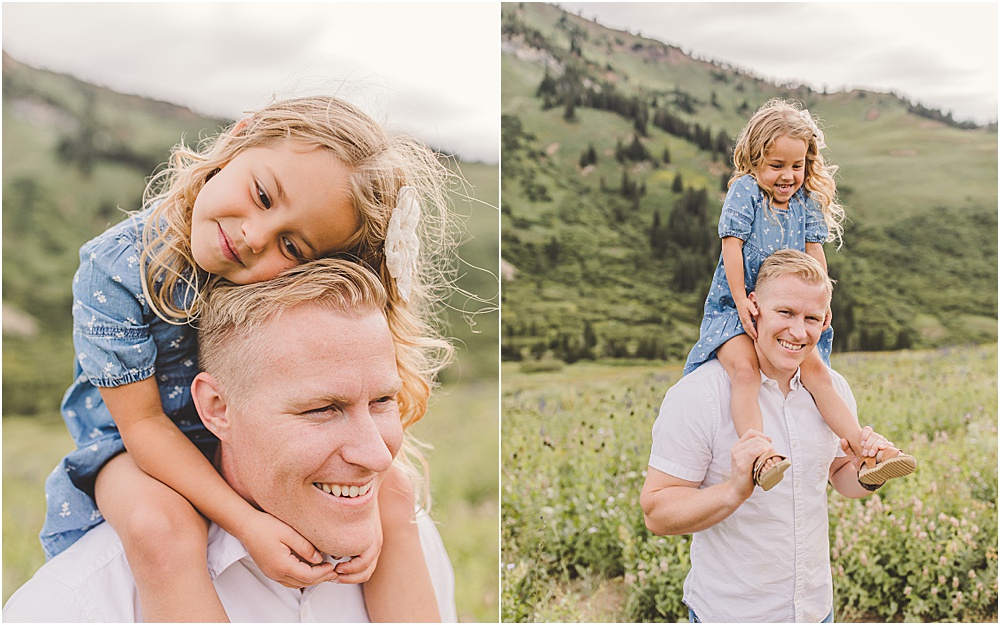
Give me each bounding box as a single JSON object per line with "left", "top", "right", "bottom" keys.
{"left": 809, "top": 428, "right": 841, "bottom": 487}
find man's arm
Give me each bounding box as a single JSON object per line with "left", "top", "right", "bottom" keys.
{"left": 641, "top": 430, "right": 774, "bottom": 535}
{"left": 829, "top": 431, "right": 881, "bottom": 499}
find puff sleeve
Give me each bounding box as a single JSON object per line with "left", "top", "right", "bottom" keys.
{"left": 717, "top": 175, "right": 759, "bottom": 241}
{"left": 804, "top": 196, "right": 830, "bottom": 243}
{"left": 70, "top": 221, "right": 157, "bottom": 388}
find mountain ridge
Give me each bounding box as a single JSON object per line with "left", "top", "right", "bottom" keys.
{"left": 500, "top": 2, "right": 997, "bottom": 364}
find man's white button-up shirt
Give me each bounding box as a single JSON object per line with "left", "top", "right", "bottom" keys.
{"left": 648, "top": 359, "right": 853, "bottom": 623}
{"left": 3, "top": 509, "right": 457, "bottom": 623}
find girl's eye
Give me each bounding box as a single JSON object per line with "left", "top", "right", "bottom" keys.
{"left": 255, "top": 181, "right": 272, "bottom": 209}
{"left": 282, "top": 236, "right": 302, "bottom": 259}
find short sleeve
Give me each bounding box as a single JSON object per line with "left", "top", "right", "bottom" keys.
{"left": 71, "top": 221, "right": 157, "bottom": 388}
{"left": 648, "top": 376, "right": 720, "bottom": 484}
{"left": 804, "top": 197, "right": 829, "bottom": 243}
{"left": 718, "top": 175, "right": 759, "bottom": 241}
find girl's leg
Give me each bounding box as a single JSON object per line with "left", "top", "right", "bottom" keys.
{"left": 799, "top": 350, "right": 866, "bottom": 457}
{"left": 95, "top": 452, "right": 229, "bottom": 623}
{"left": 800, "top": 350, "right": 913, "bottom": 480}
{"left": 716, "top": 335, "right": 763, "bottom": 435}
{"left": 717, "top": 335, "right": 786, "bottom": 482}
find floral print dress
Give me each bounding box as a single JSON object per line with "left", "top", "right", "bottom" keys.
{"left": 39, "top": 209, "right": 215, "bottom": 559}
{"left": 683, "top": 174, "right": 834, "bottom": 376}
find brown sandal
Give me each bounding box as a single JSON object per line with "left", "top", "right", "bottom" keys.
{"left": 858, "top": 448, "right": 917, "bottom": 486}
{"left": 753, "top": 451, "right": 791, "bottom": 491}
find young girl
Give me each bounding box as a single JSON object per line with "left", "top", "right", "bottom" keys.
{"left": 40, "top": 95, "right": 456, "bottom": 622}
{"left": 684, "top": 98, "right": 916, "bottom": 491}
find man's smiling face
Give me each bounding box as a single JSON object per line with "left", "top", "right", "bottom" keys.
{"left": 749, "top": 273, "right": 831, "bottom": 384}
{"left": 213, "top": 305, "right": 403, "bottom": 558}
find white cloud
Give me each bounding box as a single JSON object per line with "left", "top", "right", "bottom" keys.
{"left": 1, "top": 2, "right": 500, "bottom": 162}
{"left": 559, "top": 2, "right": 998, "bottom": 124}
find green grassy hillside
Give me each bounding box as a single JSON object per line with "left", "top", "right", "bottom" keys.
{"left": 2, "top": 52, "right": 499, "bottom": 621}
{"left": 500, "top": 3, "right": 998, "bottom": 365}
{"left": 2, "top": 52, "right": 231, "bottom": 414}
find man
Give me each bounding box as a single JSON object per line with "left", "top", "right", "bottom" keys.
{"left": 3, "top": 259, "right": 456, "bottom": 622}
{"left": 640, "top": 249, "right": 882, "bottom": 623}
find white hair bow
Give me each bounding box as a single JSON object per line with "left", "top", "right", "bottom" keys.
{"left": 799, "top": 109, "right": 826, "bottom": 151}
{"left": 384, "top": 186, "right": 420, "bottom": 302}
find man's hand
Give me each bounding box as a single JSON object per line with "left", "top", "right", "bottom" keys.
{"left": 239, "top": 510, "right": 338, "bottom": 588}
{"left": 840, "top": 425, "right": 891, "bottom": 470}
{"left": 729, "top": 429, "right": 775, "bottom": 501}
{"left": 831, "top": 426, "right": 892, "bottom": 499}
{"left": 641, "top": 430, "right": 775, "bottom": 536}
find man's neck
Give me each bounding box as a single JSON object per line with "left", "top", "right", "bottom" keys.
{"left": 755, "top": 350, "right": 796, "bottom": 396}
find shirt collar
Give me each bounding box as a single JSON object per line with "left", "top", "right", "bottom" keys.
{"left": 205, "top": 523, "right": 351, "bottom": 582}
{"left": 206, "top": 523, "right": 250, "bottom": 581}
{"left": 759, "top": 367, "right": 803, "bottom": 391}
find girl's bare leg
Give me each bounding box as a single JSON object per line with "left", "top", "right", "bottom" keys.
{"left": 717, "top": 335, "right": 783, "bottom": 476}
{"left": 801, "top": 350, "right": 915, "bottom": 485}
{"left": 95, "top": 453, "right": 229, "bottom": 623}
{"left": 799, "top": 350, "right": 867, "bottom": 457}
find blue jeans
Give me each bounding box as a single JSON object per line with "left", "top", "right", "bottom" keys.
{"left": 689, "top": 607, "right": 834, "bottom": 622}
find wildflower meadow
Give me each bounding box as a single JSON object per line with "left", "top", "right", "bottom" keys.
{"left": 501, "top": 345, "right": 997, "bottom": 622}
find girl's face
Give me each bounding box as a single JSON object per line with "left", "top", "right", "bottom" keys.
{"left": 191, "top": 140, "right": 358, "bottom": 284}
{"left": 755, "top": 135, "right": 807, "bottom": 209}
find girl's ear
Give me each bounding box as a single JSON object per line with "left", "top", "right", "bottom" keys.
{"left": 231, "top": 117, "right": 251, "bottom": 136}
{"left": 191, "top": 372, "right": 231, "bottom": 441}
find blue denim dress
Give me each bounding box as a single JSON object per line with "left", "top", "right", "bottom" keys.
{"left": 683, "top": 174, "right": 834, "bottom": 375}
{"left": 40, "top": 209, "right": 216, "bottom": 559}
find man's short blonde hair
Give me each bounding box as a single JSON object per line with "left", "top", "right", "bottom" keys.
{"left": 756, "top": 249, "right": 835, "bottom": 302}
{"left": 198, "top": 258, "right": 449, "bottom": 507}
{"left": 198, "top": 259, "right": 387, "bottom": 405}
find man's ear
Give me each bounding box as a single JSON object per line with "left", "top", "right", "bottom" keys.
{"left": 823, "top": 308, "right": 833, "bottom": 332}
{"left": 191, "top": 372, "right": 231, "bottom": 441}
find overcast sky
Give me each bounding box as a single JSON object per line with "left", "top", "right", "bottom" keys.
{"left": 1, "top": 3, "right": 500, "bottom": 163}
{"left": 560, "top": 2, "right": 998, "bottom": 125}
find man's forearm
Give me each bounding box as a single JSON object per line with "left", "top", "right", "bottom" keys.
{"left": 829, "top": 459, "right": 872, "bottom": 499}
{"left": 641, "top": 480, "right": 745, "bottom": 535}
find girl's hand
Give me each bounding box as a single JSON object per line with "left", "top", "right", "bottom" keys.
{"left": 334, "top": 464, "right": 410, "bottom": 585}
{"left": 736, "top": 297, "right": 759, "bottom": 340}
{"left": 333, "top": 516, "right": 383, "bottom": 584}
{"left": 239, "top": 510, "right": 337, "bottom": 588}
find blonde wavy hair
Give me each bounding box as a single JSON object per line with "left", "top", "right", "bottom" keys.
{"left": 730, "top": 98, "right": 845, "bottom": 245}
{"left": 140, "top": 95, "right": 459, "bottom": 325}
{"left": 197, "top": 258, "right": 453, "bottom": 509}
